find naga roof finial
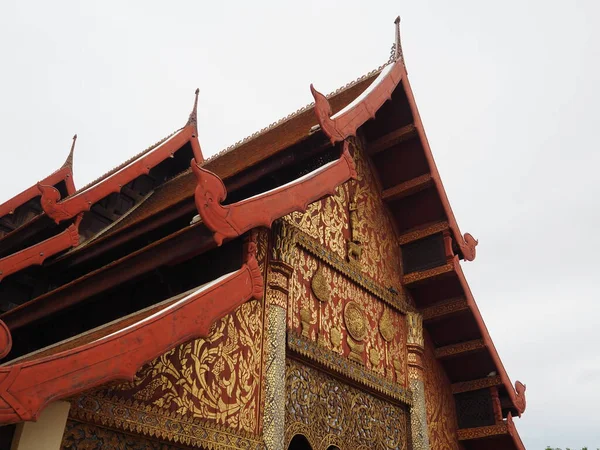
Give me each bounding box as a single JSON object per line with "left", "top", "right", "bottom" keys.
{"left": 186, "top": 88, "right": 200, "bottom": 128}
{"left": 62, "top": 134, "right": 77, "bottom": 169}
{"left": 390, "top": 16, "right": 405, "bottom": 68}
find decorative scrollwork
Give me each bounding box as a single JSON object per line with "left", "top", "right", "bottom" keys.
{"left": 285, "top": 359, "right": 409, "bottom": 450}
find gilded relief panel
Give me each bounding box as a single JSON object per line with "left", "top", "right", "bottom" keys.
{"left": 61, "top": 420, "right": 189, "bottom": 450}
{"left": 287, "top": 138, "right": 403, "bottom": 290}
{"left": 285, "top": 358, "right": 409, "bottom": 450}
{"left": 288, "top": 249, "right": 407, "bottom": 387}
{"left": 423, "top": 334, "right": 463, "bottom": 450}
{"left": 98, "top": 229, "right": 270, "bottom": 437}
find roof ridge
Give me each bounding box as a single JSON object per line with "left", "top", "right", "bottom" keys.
{"left": 72, "top": 128, "right": 183, "bottom": 196}
{"left": 203, "top": 62, "right": 389, "bottom": 164}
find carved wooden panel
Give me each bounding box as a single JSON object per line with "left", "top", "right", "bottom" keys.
{"left": 288, "top": 248, "right": 407, "bottom": 387}
{"left": 285, "top": 359, "right": 409, "bottom": 450}
{"left": 286, "top": 138, "right": 403, "bottom": 290}
{"left": 61, "top": 420, "right": 188, "bottom": 449}
{"left": 91, "top": 229, "right": 269, "bottom": 438}
{"left": 422, "top": 336, "right": 462, "bottom": 450}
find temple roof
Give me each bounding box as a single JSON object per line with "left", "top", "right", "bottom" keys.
{"left": 0, "top": 20, "right": 526, "bottom": 448}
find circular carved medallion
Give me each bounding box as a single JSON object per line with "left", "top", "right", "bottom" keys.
{"left": 344, "top": 301, "right": 367, "bottom": 342}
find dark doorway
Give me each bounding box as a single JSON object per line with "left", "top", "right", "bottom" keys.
{"left": 288, "top": 434, "right": 313, "bottom": 450}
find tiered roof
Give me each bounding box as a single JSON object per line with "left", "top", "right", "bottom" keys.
{"left": 0, "top": 18, "right": 527, "bottom": 449}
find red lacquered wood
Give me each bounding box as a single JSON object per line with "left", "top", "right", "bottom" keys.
{"left": 0, "top": 138, "right": 76, "bottom": 220}
{"left": 310, "top": 61, "right": 403, "bottom": 145}
{"left": 192, "top": 141, "right": 357, "bottom": 246}
{"left": 38, "top": 126, "right": 199, "bottom": 224}
{"left": 0, "top": 255, "right": 262, "bottom": 425}
{"left": 0, "top": 215, "right": 81, "bottom": 282}
{"left": 451, "top": 256, "right": 526, "bottom": 416}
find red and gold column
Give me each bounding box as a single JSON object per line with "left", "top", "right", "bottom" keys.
{"left": 263, "top": 221, "right": 296, "bottom": 450}
{"left": 407, "top": 312, "right": 431, "bottom": 450}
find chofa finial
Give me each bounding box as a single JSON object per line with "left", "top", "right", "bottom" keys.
{"left": 62, "top": 134, "right": 77, "bottom": 168}
{"left": 389, "top": 16, "right": 405, "bottom": 67}
{"left": 186, "top": 88, "right": 200, "bottom": 128}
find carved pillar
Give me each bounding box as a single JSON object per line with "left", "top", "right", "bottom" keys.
{"left": 263, "top": 221, "right": 296, "bottom": 450}
{"left": 407, "top": 312, "right": 431, "bottom": 450}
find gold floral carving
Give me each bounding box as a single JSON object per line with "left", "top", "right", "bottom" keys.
{"left": 61, "top": 420, "right": 189, "bottom": 450}
{"left": 451, "top": 375, "right": 503, "bottom": 394}
{"left": 407, "top": 312, "right": 425, "bottom": 348}
{"left": 379, "top": 308, "right": 395, "bottom": 342}
{"left": 402, "top": 263, "right": 454, "bottom": 285}
{"left": 347, "top": 183, "right": 363, "bottom": 265}
{"left": 330, "top": 327, "right": 342, "bottom": 352}
{"left": 263, "top": 306, "right": 287, "bottom": 450}
{"left": 421, "top": 297, "right": 469, "bottom": 321}
{"left": 289, "top": 248, "right": 408, "bottom": 387}
{"left": 344, "top": 301, "right": 367, "bottom": 341}
{"left": 286, "top": 137, "right": 405, "bottom": 299}
{"left": 457, "top": 423, "right": 509, "bottom": 440}
{"left": 271, "top": 220, "right": 297, "bottom": 266}
{"left": 101, "top": 229, "right": 270, "bottom": 437}
{"left": 287, "top": 333, "right": 412, "bottom": 406}
{"left": 434, "top": 339, "right": 485, "bottom": 359}
{"left": 299, "top": 307, "right": 313, "bottom": 338}
{"left": 294, "top": 226, "right": 412, "bottom": 313}
{"left": 398, "top": 221, "right": 449, "bottom": 245}
{"left": 285, "top": 359, "right": 409, "bottom": 450}
{"left": 347, "top": 336, "right": 365, "bottom": 364}
{"left": 68, "top": 394, "right": 265, "bottom": 450}
{"left": 310, "top": 264, "right": 330, "bottom": 303}
{"left": 423, "top": 336, "right": 462, "bottom": 450}
{"left": 369, "top": 347, "right": 381, "bottom": 367}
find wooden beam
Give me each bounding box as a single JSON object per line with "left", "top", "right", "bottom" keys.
{"left": 422, "top": 297, "right": 469, "bottom": 321}
{"left": 1, "top": 224, "right": 216, "bottom": 331}
{"left": 398, "top": 221, "right": 449, "bottom": 245}
{"left": 451, "top": 375, "right": 503, "bottom": 394}
{"left": 457, "top": 423, "right": 509, "bottom": 441}
{"left": 434, "top": 339, "right": 485, "bottom": 359}
{"left": 402, "top": 263, "right": 453, "bottom": 286}
{"left": 367, "top": 124, "right": 417, "bottom": 156}
{"left": 381, "top": 174, "right": 433, "bottom": 202}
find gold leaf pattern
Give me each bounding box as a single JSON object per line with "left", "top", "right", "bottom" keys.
{"left": 285, "top": 359, "right": 409, "bottom": 450}
{"left": 286, "top": 138, "right": 403, "bottom": 290}
{"left": 102, "top": 229, "right": 270, "bottom": 435}
{"left": 289, "top": 250, "right": 407, "bottom": 387}
{"left": 423, "top": 336, "right": 461, "bottom": 450}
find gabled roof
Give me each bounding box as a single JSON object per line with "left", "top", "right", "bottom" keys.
{"left": 0, "top": 136, "right": 77, "bottom": 237}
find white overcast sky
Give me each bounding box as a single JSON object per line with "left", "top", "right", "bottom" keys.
{"left": 1, "top": 1, "right": 598, "bottom": 448}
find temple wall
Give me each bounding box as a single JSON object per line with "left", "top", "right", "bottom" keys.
{"left": 61, "top": 420, "right": 189, "bottom": 449}
{"left": 66, "top": 229, "right": 270, "bottom": 449}
{"left": 422, "top": 333, "right": 463, "bottom": 450}
{"left": 286, "top": 137, "right": 403, "bottom": 289}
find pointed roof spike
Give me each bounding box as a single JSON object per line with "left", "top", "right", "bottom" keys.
{"left": 62, "top": 134, "right": 77, "bottom": 169}
{"left": 390, "top": 16, "right": 405, "bottom": 69}
{"left": 186, "top": 88, "right": 200, "bottom": 128}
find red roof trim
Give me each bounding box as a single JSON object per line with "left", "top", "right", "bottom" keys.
{"left": 400, "top": 70, "right": 478, "bottom": 261}
{"left": 310, "top": 61, "right": 403, "bottom": 145}
{"left": 0, "top": 254, "right": 262, "bottom": 425}
{"left": 192, "top": 140, "right": 357, "bottom": 246}
{"left": 451, "top": 256, "right": 527, "bottom": 416}
{"left": 38, "top": 126, "right": 198, "bottom": 223}
{"left": 0, "top": 164, "right": 76, "bottom": 222}
{"left": 0, "top": 215, "right": 81, "bottom": 282}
